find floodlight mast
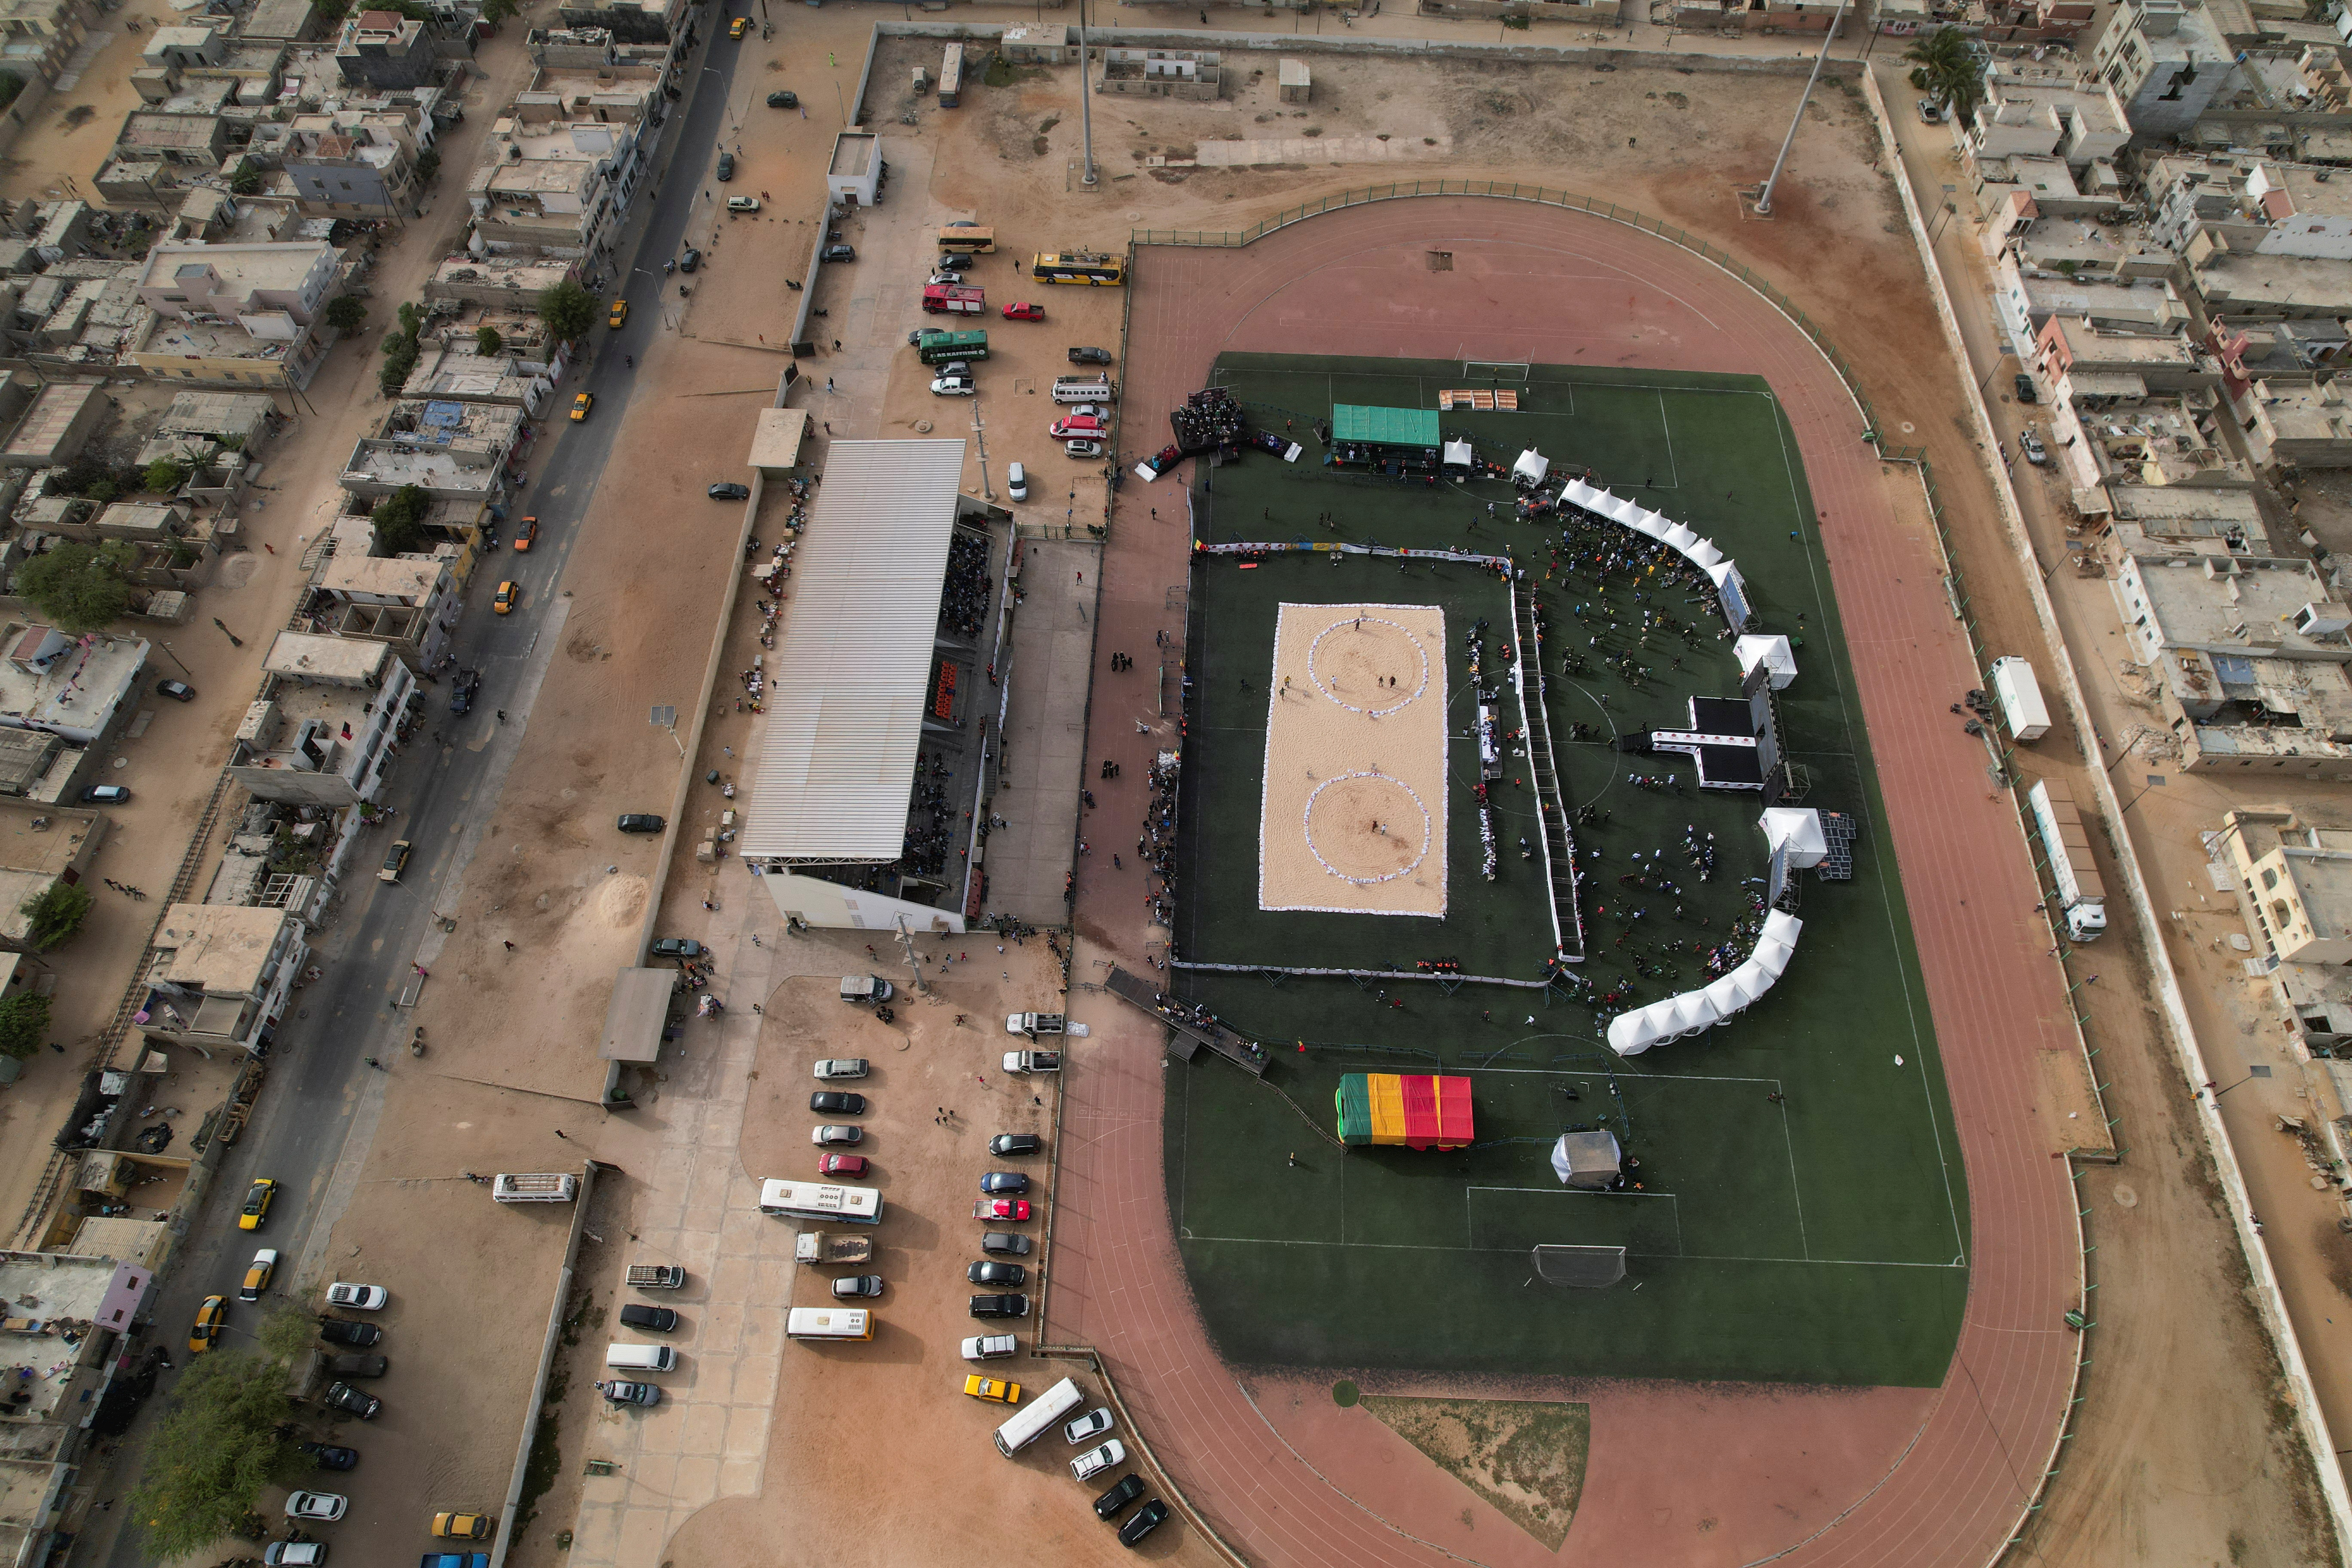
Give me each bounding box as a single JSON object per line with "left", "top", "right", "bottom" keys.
{"left": 1755, "top": 0, "right": 1851, "bottom": 219}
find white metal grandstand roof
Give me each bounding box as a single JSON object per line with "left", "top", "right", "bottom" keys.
{"left": 740, "top": 438, "right": 968, "bottom": 861}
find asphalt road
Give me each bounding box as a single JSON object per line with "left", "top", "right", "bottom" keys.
{"left": 89, "top": 24, "right": 745, "bottom": 1566}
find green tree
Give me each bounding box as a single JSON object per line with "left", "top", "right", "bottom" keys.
{"left": 227, "top": 164, "right": 262, "bottom": 197}
{"left": 21, "top": 883, "right": 92, "bottom": 951}
{"left": 480, "top": 0, "right": 517, "bottom": 21}
{"left": 16, "top": 541, "right": 135, "bottom": 631}
{"left": 538, "top": 278, "right": 596, "bottom": 343}
{"left": 371, "top": 484, "right": 429, "bottom": 554}
{"left": 0, "top": 992, "right": 48, "bottom": 1060}
{"left": 475, "top": 325, "right": 503, "bottom": 357}
{"left": 413, "top": 147, "right": 441, "bottom": 184}
{"left": 325, "top": 295, "right": 368, "bottom": 337}
{"left": 143, "top": 458, "right": 190, "bottom": 495}
{"left": 126, "top": 1348, "right": 306, "bottom": 1558}
{"left": 1906, "top": 27, "right": 1985, "bottom": 123}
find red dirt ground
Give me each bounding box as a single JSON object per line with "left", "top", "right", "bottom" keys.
{"left": 1053, "top": 199, "right": 2081, "bottom": 1565}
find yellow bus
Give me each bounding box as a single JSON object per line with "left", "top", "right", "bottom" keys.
{"left": 938, "top": 225, "right": 996, "bottom": 254}
{"left": 1031, "top": 251, "right": 1127, "bottom": 287}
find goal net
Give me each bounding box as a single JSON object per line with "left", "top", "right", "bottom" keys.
{"left": 1531, "top": 1244, "right": 1627, "bottom": 1290}
{"left": 1463, "top": 361, "right": 1531, "bottom": 381}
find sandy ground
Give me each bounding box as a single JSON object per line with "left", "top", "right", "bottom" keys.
{"left": 1262, "top": 603, "right": 1448, "bottom": 916}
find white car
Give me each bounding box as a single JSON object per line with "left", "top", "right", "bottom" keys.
{"left": 1070, "top": 1438, "right": 1127, "bottom": 1482}
{"left": 931, "top": 377, "right": 976, "bottom": 397}
{"left": 813, "top": 1059, "right": 869, "bottom": 1081}
{"left": 285, "top": 1491, "right": 349, "bottom": 1522}
{"left": 1007, "top": 460, "right": 1027, "bottom": 502}
{"left": 263, "top": 1546, "right": 326, "bottom": 1567}
{"left": 1063, "top": 404, "right": 1103, "bottom": 421}
{"left": 326, "top": 1283, "right": 387, "bottom": 1311}
{"left": 2019, "top": 428, "right": 2049, "bottom": 466}
{"left": 962, "top": 1334, "right": 1018, "bottom": 1360}
{"left": 726, "top": 195, "right": 761, "bottom": 212}
{"left": 1064, "top": 440, "right": 1103, "bottom": 459}
{"left": 1064, "top": 1406, "right": 1116, "bottom": 1445}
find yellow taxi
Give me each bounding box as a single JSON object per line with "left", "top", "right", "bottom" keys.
{"left": 571, "top": 391, "right": 593, "bottom": 422}
{"left": 238, "top": 1176, "right": 276, "bottom": 1230}
{"left": 493, "top": 581, "right": 520, "bottom": 616}
{"left": 962, "top": 1374, "right": 1020, "bottom": 1404}
{"left": 608, "top": 298, "right": 628, "bottom": 330}
{"left": 239, "top": 1248, "right": 277, "bottom": 1303}
{"left": 729, "top": 15, "right": 748, "bottom": 37}
{"left": 189, "top": 1295, "right": 227, "bottom": 1354}
{"left": 432, "top": 1513, "right": 494, "bottom": 1540}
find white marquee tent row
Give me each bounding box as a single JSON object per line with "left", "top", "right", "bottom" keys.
{"left": 1555, "top": 478, "right": 1755, "bottom": 631}
{"left": 1605, "top": 908, "right": 1803, "bottom": 1057}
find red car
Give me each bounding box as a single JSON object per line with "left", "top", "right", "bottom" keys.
{"left": 974, "top": 1198, "right": 1032, "bottom": 1222}
{"left": 1050, "top": 416, "right": 1106, "bottom": 441}
{"left": 819, "top": 1153, "right": 869, "bottom": 1178}
{"left": 1001, "top": 301, "right": 1044, "bottom": 321}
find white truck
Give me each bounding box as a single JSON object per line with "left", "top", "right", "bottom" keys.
{"left": 1987, "top": 656, "right": 2051, "bottom": 742}
{"left": 493, "top": 1173, "right": 578, "bottom": 1203}
{"left": 1006, "top": 1012, "right": 1066, "bottom": 1037}
{"left": 793, "top": 1231, "right": 876, "bottom": 1267}
{"left": 625, "top": 1264, "right": 686, "bottom": 1289}
{"left": 1002, "top": 1050, "right": 1062, "bottom": 1074}
{"left": 2027, "top": 779, "right": 2107, "bottom": 942}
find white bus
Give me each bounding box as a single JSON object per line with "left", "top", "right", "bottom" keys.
{"left": 994, "top": 1376, "right": 1084, "bottom": 1456}
{"left": 786, "top": 1308, "right": 873, "bottom": 1341}
{"left": 759, "top": 1179, "right": 883, "bottom": 1225}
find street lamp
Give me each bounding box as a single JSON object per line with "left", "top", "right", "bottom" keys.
{"left": 156, "top": 641, "right": 193, "bottom": 678}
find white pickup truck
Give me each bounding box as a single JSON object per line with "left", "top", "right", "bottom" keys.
{"left": 1006, "top": 1012, "right": 1066, "bottom": 1036}
{"left": 1002, "top": 1050, "right": 1062, "bottom": 1075}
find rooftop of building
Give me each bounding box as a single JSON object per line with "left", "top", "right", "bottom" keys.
{"left": 0, "top": 629, "right": 146, "bottom": 731}
{"left": 427, "top": 253, "right": 574, "bottom": 297}
{"left": 2126, "top": 551, "right": 2352, "bottom": 650}
{"left": 400, "top": 345, "right": 539, "bottom": 401}
{"left": 0, "top": 799, "right": 100, "bottom": 881}
{"left": 1, "top": 383, "right": 104, "bottom": 464}
{"left": 149, "top": 901, "right": 292, "bottom": 992}
{"left": 261, "top": 630, "right": 389, "bottom": 683}
{"left": 2193, "top": 248, "right": 2352, "bottom": 311}
{"left": 140, "top": 240, "right": 331, "bottom": 296}
{"left": 2052, "top": 320, "right": 2203, "bottom": 364}
{"left": 378, "top": 397, "right": 523, "bottom": 450}
{"left": 830, "top": 131, "right": 875, "bottom": 178}
{"left": 319, "top": 551, "right": 446, "bottom": 601}
{"left": 0, "top": 1251, "right": 121, "bottom": 1326}
{"left": 137, "top": 320, "right": 298, "bottom": 364}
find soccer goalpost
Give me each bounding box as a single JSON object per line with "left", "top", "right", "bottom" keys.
{"left": 1463, "top": 361, "right": 1532, "bottom": 381}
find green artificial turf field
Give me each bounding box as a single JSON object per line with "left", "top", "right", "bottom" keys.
{"left": 1162, "top": 353, "right": 1969, "bottom": 1387}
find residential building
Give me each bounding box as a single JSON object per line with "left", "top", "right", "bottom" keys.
{"left": 1965, "top": 66, "right": 2131, "bottom": 171}
{"left": 553, "top": 0, "right": 688, "bottom": 46}
{"left": 239, "top": 0, "right": 321, "bottom": 42}
{"left": 336, "top": 8, "right": 435, "bottom": 88}
{"left": 281, "top": 114, "right": 423, "bottom": 218}
{"left": 226, "top": 631, "right": 415, "bottom": 806}
{"left": 2190, "top": 247, "right": 2352, "bottom": 317}
{"left": 2115, "top": 551, "right": 2351, "bottom": 662}
{"left": 0, "top": 797, "right": 105, "bottom": 955}
{"left": 2037, "top": 315, "right": 2219, "bottom": 395}
{"left": 399, "top": 343, "right": 552, "bottom": 412}
{"left": 1994, "top": 254, "right": 2190, "bottom": 348}
{"left": 0, "top": 0, "right": 99, "bottom": 87}
{"left": 425, "top": 251, "right": 573, "bottom": 309}
{"left": 2232, "top": 378, "right": 2352, "bottom": 467}
{"left": 1097, "top": 48, "right": 1223, "bottom": 100}
{"left": 2097, "top": 481, "right": 2266, "bottom": 556}
{"left": 0, "top": 380, "right": 107, "bottom": 468}
{"left": 135, "top": 903, "right": 306, "bottom": 1052}
{"left": 466, "top": 64, "right": 662, "bottom": 260}
{"left": 0, "top": 1247, "right": 152, "bottom": 1561}
{"left": 125, "top": 240, "right": 340, "bottom": 390}
{"left": 0, "top": 624, "right": 150, "bottom": 749}
{"left": 340, "top": 399, "right": 524, "bottom": 502}
{"left": 827, "top": 131, "right": 878, "bottom": 208}
{"left": 2218, "top": 808, "right": 2352, "bottom": 1050}
{"left": 2091, "top": 0, "right": 2234, "bottom": 138}
{"left": 307, "top": 539, "right": 459, "bottom": 669}
{"left": 18, "top": 259, "right": 154, "bottom": 374}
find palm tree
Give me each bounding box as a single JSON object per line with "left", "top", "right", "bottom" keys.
{"left": 1906, "top": 27, "right": 1986, "bottom": 124}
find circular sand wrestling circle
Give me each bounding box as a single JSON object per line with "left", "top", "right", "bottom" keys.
{"left": 1307, "top": 616, "right": 1429, "bottom": 717}
{"left": 1304, "top": 771, "right": 1432, "bottom": 885}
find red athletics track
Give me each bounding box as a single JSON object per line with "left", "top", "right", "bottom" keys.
{"left": 1054, "top": 198, "right": 2078, "bottom": 1568}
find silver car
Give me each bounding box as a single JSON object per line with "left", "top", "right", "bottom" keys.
{"left": 813, "top": 1059, "right": 869, "bottom": 1081}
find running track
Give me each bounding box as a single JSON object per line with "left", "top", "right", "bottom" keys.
{"left": 1055, "top": 198, "right": 2079, "bottom": 1567}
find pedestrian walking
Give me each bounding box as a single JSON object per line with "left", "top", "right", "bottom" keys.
{"left": 504, "top": 940, "right": 516, "bottom": 951}
{"left": 827, "top": 377, "right": 836, "bottom": 394}
{"left": 1766, "top": 1090, "right": 1785, "bottom": 1104}
{"left": 412, "top": 963, "right": 429, "bottom": 977}
{"left": 496, "top": 710, "right": 507, "bottom": 723}
{"left": 554, "top": 1129, "right": 568, "bottom": 1140}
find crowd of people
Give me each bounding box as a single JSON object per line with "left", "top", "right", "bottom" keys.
{"left": 897, "top": 749, "right": 964, "bottom": 881}
{"left": 939, "top": 529, "right": 992, "bottom": 641}
{"left": 1137, "top": 753, "right": 1180, "bottom": 931}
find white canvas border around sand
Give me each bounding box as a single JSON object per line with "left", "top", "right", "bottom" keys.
{"left": 1258, "top": 601, "right": 1449, "bottom": 917}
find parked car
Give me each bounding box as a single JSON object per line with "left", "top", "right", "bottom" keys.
{"left": 650, "top": 937, "right": 705, "bottom": 960}
{"left": 598, "top": 1379, "right": 661, "bottom": 1406}
{"left": 570, "top": 391, "right": 593, "bottom": 422}
{"left": 822, "top": 245, "right": 856, "bottom": 262}
{"left": 974, "top": 1198, "right": 1032, "bottom": 1222}
{"left": 963, "top": 1374, "right": 1019, "bottom": 1403}
{"left": 679, "top": 248, "right": 701, "bottom": 274}
{"left": 1069, "top": 346, "right": 1114, "bottom": 365}
{"left": 810, "top": 1091, "right": 867, "bottom": 1115}
{"left": 1071, "top": 1439, "right": 1127, "bottom": 1482}
{"left": 323, "top": 1381, "right": 381, "bottom": 1420}
{"left": 715, "top": 152, "right": 736, "bottom": 181}
{"left": 239, "top": 1248, "right": 277, "bottom": 1302}
{"left": 493, "top": 580, "right": 520, "bottom": 615}
{"left": 80, "top": 784, "right": 131, "bottom": 804}
{"left": 617, "top": 813, "right": 665, "bottom": 833}
{"left": 962, "top": 1333, "right": 1018, "bottom": 1360}
{"left": 318, "top": 1319, "right": 380, "bottom": 1348}
{"left": 1007, "top": 460, "right": 1027, "bottom": 502}
{"left": 2019, "top": 428, "right": 2049, "bottom": 466}
{"left": 812, "top": 1124, "right": 862, "bottom": 1147}
{"left": 817, "top": 1153, "right": 868, "bottom": 1178}
{"left": 328, "top": 1355, "right": 387, "bottom": 1379}
{"left": 450, "top": 668, "right": 482, "bottom": 714}
{"left": 326, "top": 1282, "right": 385, "bottom": 1310}
{"left": 1119, "top": 1499, "right": 1171, "bottom": 1547}
{"left": 729, "top": 14, "right": 748, "bottom": 36}
{"left": 189, "top": 1295, "right": 227, "bottom": 1354}
{"left": 968, "top": 1293, "right": 1029, "bottom": 1319}
{"left": 1051, "top": 416, "right": 1107, "bottom": 441}
{"left": 933, "top": 252, "right": 974, "bottom": 272}
{"left": 766, "top": 90, "right": 798, "bottom": 107}
{"left": 1064, "top": 439, "right": 1104, "bottom": 459}
{"left": 968, "top": 1260, "right": 1026, "bottom": 1287}
{"left": 286, "top": 1491, "right": 347, "bottom": 1522}
{"left": 609, "top": 298, "right": 628, "bottom": 329}
{"left": 432, "top": 1513, "right": 494, "bottom": 1540}
{"left": 618, "top": 1304, "right": 679, "bottom": 1332}
{"left": 832, "top": 1274, "right": 883, "bottom": 1299}
{"left": 262, "top": 1544, "right": 326, "bottom": 1567}
{"left": 979, "top": 1171, "right": 1029, "bottom": 1195}
{"left": 813, "top": 1058, "right": 868, "bottom": 1080}
{"left": 1917, "top": 97, "right": 1944, "bottom": 122}
{"left": 378, "top": 839, "right": 411, "bottom": 882}
{"left": 299, "top": 1442, "right": 358, "bottom": 1471}
{"left": 988, "top": 1133, "right": 1041, "bottom": 1157}
{"left": 708, "top": 483, "right": 751, "bottom": 501}
{"left": 2013, "top": 371, "right": 2037, "bottom": 404}
{"left": 934, "top": 361, "right": 973, "bottom": 379}
{"left": 156, "top": 679, "right": 196, "bottom": 701}
{"left": 1094, "top": 1473, "right": 1146, "bottom": 1521}
{"left": 981, "top": 1231, "right": 1032, "bottom": 1257}
{"left": 930, "top": 377, "right": 977, "bottom": 397}
{"left": 726, "top": 195, "right": 761, "bottom": 213}
{"left": 1002, "top": 301, "right": 1044, "bottom": 320}
{"left": 239, "top": 1178, "right": 278, "bottom": 1230}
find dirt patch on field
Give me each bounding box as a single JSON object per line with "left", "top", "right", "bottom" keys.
{"left": 1359, "top": 1395, "right": 1590, "bottom": 1550}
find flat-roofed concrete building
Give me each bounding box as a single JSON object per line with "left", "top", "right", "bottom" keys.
{"left": 137, "top": 903, "right": 306, "bottom": 1051}
{"left": 226, "top": 631, "right": 415, "bottom": 805}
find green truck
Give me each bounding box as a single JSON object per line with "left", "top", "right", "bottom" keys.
{"left": 916, "top": 329, "right": 988, "bottom": 365}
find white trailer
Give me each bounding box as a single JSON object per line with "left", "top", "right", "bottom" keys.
{"left": 2027, "top": 779, "right": 2107, "bottom": 942}
{"left": 1988, "top": 657, "right": 2051, "bottom": 742}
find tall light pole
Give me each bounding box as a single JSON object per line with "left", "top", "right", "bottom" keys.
{"left": 1755, "top": 0, "right": 1851, "bottom": 217}
{"left": 1077, "top": 0, "right": 1097, "bottom": 187}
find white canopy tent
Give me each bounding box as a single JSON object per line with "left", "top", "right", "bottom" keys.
{"left": 1608, "top": 909, "right": 1805, "bottom": 1056}
{"left": 1513, "top": 448, "right": 1550, "bottom": 487}
{"left": 1550, "top": 1130, "right": 1623, "bottom": 1190}
{"left": 1442, "top": 438, "right": 1476, "bottom": 470}
{"left": 1734, "top": 634, "right": 1798, "bottom": 690}
{"left": 1759, "top": 807, "right": 1828, "bottom": 868}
